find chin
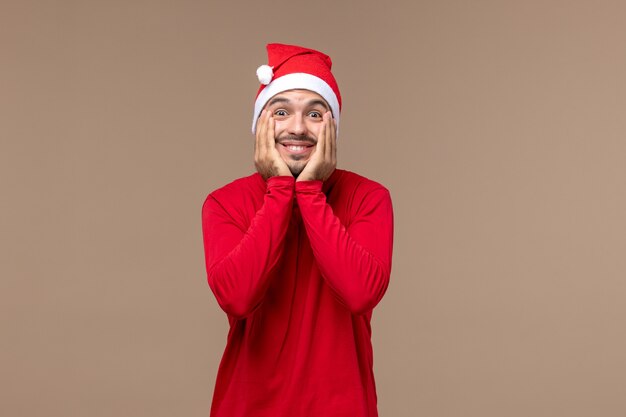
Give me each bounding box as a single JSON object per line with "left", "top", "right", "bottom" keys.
{"left": 287, "top": 162, "right": 307, "bottom": 177}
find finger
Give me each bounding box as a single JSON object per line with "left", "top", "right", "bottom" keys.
{"left": 256, "top": 110, "right": 267, "bottom": 164}
{"left": 256, "top": 109, "right": 267, "bottom": 137}
{"left": 329, "top": 116, "right": 337, "bottom": 164}
{"left": 254, "top": 110, "right": 264, "bottom": 161}
{"left": 324, "top": 112, "right": 333, "bottom": 161}
{"left": 260, "top": 110, "right": 273, "bottom": 164}
{"left": 255, "top": 110, "right": 266, "bottom": 151}
{"left": 264, "top": 110, "right": 275, "bottom": 152}
{"left": 268, "top": 115, "right": 276, "bottom": 151}
{"left": 316, "top": 112, "right": 328, "bottom": 158}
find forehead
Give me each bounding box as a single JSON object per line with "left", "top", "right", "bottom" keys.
{"left": 265, "top": 89, "right": 328, "bottom": 107}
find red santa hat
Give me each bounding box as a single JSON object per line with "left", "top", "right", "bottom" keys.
{"left": 252, "top": 43, "right": 342, "bottom": 134}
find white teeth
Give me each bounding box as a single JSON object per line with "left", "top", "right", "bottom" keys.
{"left": 287, "top": 145, "right": 305, "bottom": 151}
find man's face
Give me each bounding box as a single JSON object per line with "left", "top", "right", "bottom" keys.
{"left": 262, "top": 89, "right": 331, "bottom": 177}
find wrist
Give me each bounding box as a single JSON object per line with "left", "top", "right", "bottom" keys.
{"left": 296, "top": 167, "right": 335, "bottom": 182}
{"left": 295, "top": 178, "right": 323, "bottom": 193}
{"left": 276, "top": 167, "right": 292, "bottom": 178}
{"left": 266, "top": 175, "right": 295, "bottom": 187}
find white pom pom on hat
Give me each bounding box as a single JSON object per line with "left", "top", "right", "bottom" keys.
{"left": 256, "top": 65, "right": 274, "bottom": 85}
{"left": 252, "top": 43, "right": 342, "bottom": 135}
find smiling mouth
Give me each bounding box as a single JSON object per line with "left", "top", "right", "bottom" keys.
{"left": 282, "top": 144, "right": 313, "bottom": 151}
{"left": 279, "top": 143, "right": 314, "bottom": 160}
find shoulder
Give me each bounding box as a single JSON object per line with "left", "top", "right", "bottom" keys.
{"left": 328, "top": 170, "right": 392, "bottom": 221}
{"left": 202, "top": 173, "right": 265, "bottom": 212}
{"left": 210, "top": 173, "right": 264, "bottom": 198}
{"left": 334, "top": 169, "right": 391, "bottom": 198}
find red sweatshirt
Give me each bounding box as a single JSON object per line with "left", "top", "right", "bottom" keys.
{"left": 201, "top": 169, "right": 394, "bottom": 417}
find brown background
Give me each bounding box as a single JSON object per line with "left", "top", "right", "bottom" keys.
{"left": 2, "top": 1, "right": 625, "bottom": 416}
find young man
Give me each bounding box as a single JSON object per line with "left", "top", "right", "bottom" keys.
{"left": 201, "top": 43, "right": 394, "bottom": 417}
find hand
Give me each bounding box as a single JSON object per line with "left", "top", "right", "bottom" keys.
{"left": 254, "top": 109, "right": 291, "bottom": 180}
{"left": 296, "top": 112, "right": 337, "bottom": 182}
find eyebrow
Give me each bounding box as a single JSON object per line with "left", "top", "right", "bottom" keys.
{"left": 307, "top": 99, "right": 330, "bottom": 111}
{"left": 266, "top": 97, "right": 330, "bottom": 111}
{"left": 267, "top": 97, "right": 290, "bottom": 107}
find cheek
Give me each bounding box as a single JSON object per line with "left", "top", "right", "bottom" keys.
{"left": 272, "top": 120, "right": 287, "bottom": 137}
{"left": 307, "top": 122, "right": 323, "bottom": 139}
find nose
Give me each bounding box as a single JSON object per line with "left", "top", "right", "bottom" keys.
{"left": 287, "top": 114, "right": 307, "bottom": 136}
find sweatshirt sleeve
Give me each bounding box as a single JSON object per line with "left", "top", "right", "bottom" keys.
{"left": 202, "top": 176, "right": 295, "bottom": 318}
{"left": 295, "top": 179, "right": 394, "bottom": 315}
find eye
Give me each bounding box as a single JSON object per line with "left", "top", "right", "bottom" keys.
{"left": 308, "top": 111, "right": 322, "bottom": 118}
{"left": 274, "top": 109, "right": 288, "bottom": 117}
